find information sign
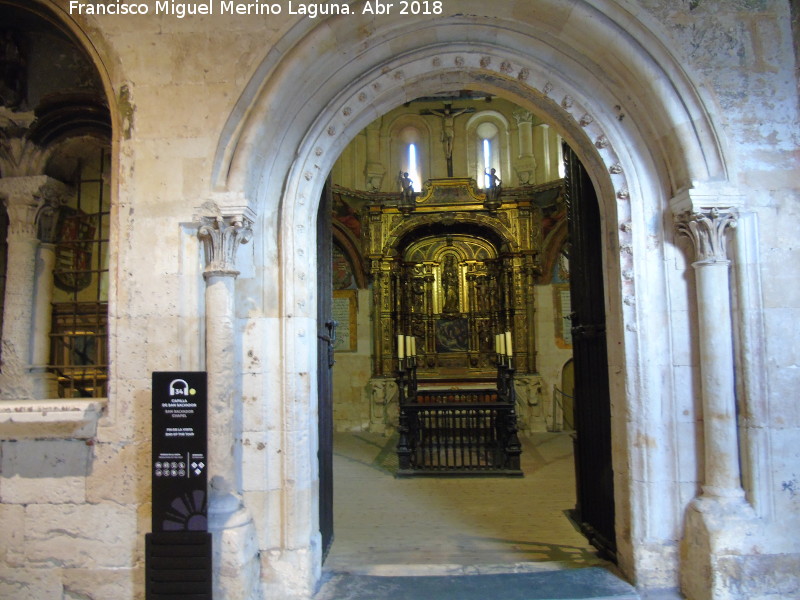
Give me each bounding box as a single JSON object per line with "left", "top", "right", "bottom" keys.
{"left": 151, "top": 372, "right": 208, "bottom": 533}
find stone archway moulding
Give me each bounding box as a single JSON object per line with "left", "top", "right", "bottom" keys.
{"left": 214, "top": 5, "right": 738, "bottom": 597}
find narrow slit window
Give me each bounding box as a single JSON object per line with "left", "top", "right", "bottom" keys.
{"left": 482, "top": 138, "right": 491, "bottom": 187}
{"left": 408, "top": 143, "right": 421, "bottom": 188}
{"left": 475, "top": 121, "right": 500, "bottom": 185}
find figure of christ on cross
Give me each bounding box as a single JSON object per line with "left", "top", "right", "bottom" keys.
{"left": 420, "top": 103, "right": 475, "bottom": 177}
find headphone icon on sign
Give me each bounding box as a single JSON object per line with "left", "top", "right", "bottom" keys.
{"left": 169, "top": 379, "right": 190, "bottom": 396}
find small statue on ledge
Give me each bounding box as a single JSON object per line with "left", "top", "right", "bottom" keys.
{"left": 484, "top": 168, "right": 502, "bottom": 211}
{"left": 398, "top": 171, "right": 415, "bottom": 214}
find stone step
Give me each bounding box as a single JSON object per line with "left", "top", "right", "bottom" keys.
{"left": 314, "top": 566, "right": 640, "bottom": 600}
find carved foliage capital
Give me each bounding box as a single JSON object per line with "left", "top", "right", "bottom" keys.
{"left": 0, "top": 176, "right": 68, "bottom": 239}
{"left": 0, "top": 138, "right": 52, "bottom": 178}
{"left": 513, "top": 108, "right": 533, "bottom": 126}
{"left": 197, "top": 210, "right": 254, "bottom": 277}
{"left": 675, "top": 207, "right": 738, "bottom": 265}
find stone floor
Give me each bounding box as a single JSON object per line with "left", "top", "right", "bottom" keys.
{"left": 315, "top": 431, "right": 638, "bottom": 599}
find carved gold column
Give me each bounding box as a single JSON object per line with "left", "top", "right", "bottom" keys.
{"left": 370, "top": 260, "right": 384, "bottom": 375}
{"left": 676, "top": 207, "right": 744, "bottom": 500}
{"left": 424, "top": 267, "right": 435, "bottom": 355}
{"left": 196, "top": 204, "right": 259, "bottom": 600}
{"left": 521, "top": 257, "right": 539, "bottom": 373}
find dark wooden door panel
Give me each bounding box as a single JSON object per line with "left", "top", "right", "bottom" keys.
{"left": 317, "top": 178, "right": 334, "bottom": 560}
{"left": 564, "top": 145, "right": 616, "bottom": 560}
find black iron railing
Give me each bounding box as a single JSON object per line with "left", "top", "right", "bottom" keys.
{"left": 395, "top": 352, "right": 522, "bottom": 476}
{"left": 415, "top": 389, "right": 499, "bottom": 404}
{"left": 397, "top": 399, "right": 522, "bottom": 475}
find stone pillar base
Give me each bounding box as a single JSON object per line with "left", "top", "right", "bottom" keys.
{"left": 209, "top": 495, "right": 261, "bottom": 600}
{"left": 680, "top": 495, "right": 757, "bottom": 600}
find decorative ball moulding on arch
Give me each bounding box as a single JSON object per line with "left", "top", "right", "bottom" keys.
{"left": 299, "top": 50, "right": 633, "bottom": 221}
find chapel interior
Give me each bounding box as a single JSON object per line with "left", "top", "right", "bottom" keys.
{"left": 319, "top": 92, "right": 608, "bottom": 564}
{"left": 326, "top": 93, "right": 576, "bottom": 439}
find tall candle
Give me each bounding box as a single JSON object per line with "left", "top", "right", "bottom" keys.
{"left": 410, "top": 336, "right": 416, "bottom": 356}
{"left": 505, "top": 330, "right": 513, "bottom": 356}
{"left": 398, "top": 334, "right": 405, "bottom": 359}
{"left": 498, "top": 333, "right": 506, "bottom": 355}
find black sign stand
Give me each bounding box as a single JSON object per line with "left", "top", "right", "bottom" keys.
{"left": 146, "top": 372, "right": 212, "bottom": 600}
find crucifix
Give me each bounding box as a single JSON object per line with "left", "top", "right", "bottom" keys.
{"left": 420, "top": 103, "right": 475, "bottom": 177}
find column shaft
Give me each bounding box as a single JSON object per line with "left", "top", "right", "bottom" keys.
{"left": 693, "top": 260, "right": 742, "bottom": 496}
{"left": 30, "top": 243, "right": 58, "bottom": 398}
{"left": 204, "top": 272, "right": 238, "bottom": 494}
{"left": 1, "top": 235, "right": 38, "bottom": 367}
{"left": 677, "top": 208, "right": 744, "bottom": 499}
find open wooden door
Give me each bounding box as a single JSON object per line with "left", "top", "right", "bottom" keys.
{"left": 563, "top": 145, "right": 616, "bottom": 560}
{"left": 317, "top": 177, "right": 335, "bottom": 560}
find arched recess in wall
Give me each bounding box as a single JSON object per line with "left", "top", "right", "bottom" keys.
{"left": 386, "top": 114, "right": 432, "bottom": 191}
{"left": 465, "top": 110, "right": 511, "bottom": 187}
{"left": 214, "top": 2, "right": 731, "bottom": 592}
{"left": 0, "top": 0, "right": 117, "bottom": 400}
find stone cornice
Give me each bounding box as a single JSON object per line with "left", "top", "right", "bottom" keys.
{"left": 669, "top": 184, "right": 743, "bottom": 216}
{"left": 0, "top": 398, "right": 107, "bottom": 440}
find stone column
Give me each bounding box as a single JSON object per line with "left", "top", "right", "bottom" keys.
{"left": 0, "top": 176, "right": 63, "bottom": 400}
{"left": 676, "top": 207, "right": 755, "bottom": 600}
{"left": 676, "top": 207, "right": 744, "bottom": 500}
{"left": 364, "top": 122, "right": 385, "bottom": 191}
{"left": 513, "top": 109, "right": 536, "bottom": 185}
{"left": 196, "top": 204, "right": 259, "bottom": 600}
{"left": 30, "top": 189, "right": 66, "bottom": 399}
{"left": 532, "top": 123, "right": 551, "bottom": 184}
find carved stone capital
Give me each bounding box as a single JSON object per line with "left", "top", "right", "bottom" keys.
{"left": 0, "top": 176, "right": 68, "bottom": 240}
{"left": 0, "top": 137, "right": 52, "bottom": 177}
{"left": 675, "top": 207, "right": 738, "bottom": 266}
{"left": 513, "top": 108, "right": 533, "bottom": 126}
{"left": 196, "top": 203, "right": 254, "bottom": 277}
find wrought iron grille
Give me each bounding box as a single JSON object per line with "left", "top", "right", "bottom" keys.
{"left": 415, "top": 389, "right": 499, "bottom": 404}
{"left": 49, "top": 146, "right": 110, "bottom": 398}
{"left": 397, "top": 394, "right": 522, "bottom": 476}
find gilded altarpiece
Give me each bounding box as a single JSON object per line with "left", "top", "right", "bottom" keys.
{"left": 365, "top": 178, "right": 543, "bottom": 382}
